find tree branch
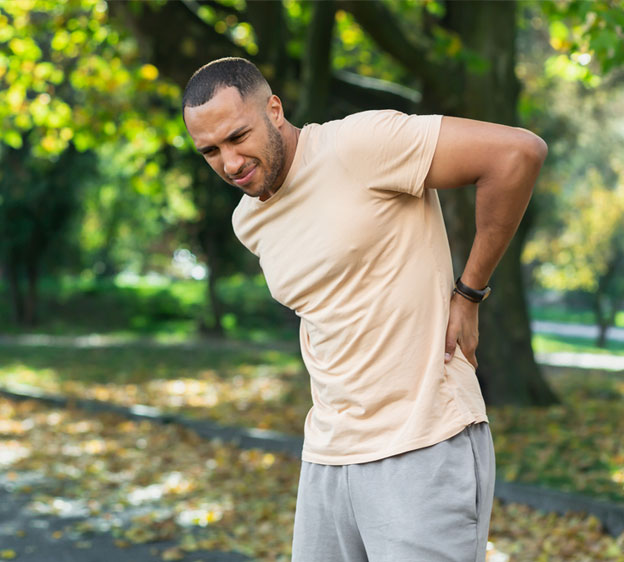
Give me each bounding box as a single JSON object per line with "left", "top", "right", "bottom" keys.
{"left": 244, "top": 1, "right": 291, "bottom": 92}
{"left": 108, "top": 1, "right": 247, "bottom": 89}
{"left": 180, "top": 0, "right": 242, "bottom": 21}
{"left": 338, "top": 0, "right": 451, "bottom": 109}
{"left": 338, "top": 1, "right": 435, "bottom": 76}
{"left": 331, "top": 70, "right": 422, "bottom": 115}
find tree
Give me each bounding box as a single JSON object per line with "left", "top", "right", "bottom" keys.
{"left": 0, "top": 0, "right": 188, "bottom": 325}
{"left": 337, "top": 0, "right": 558, "bottom": 406}
{"left": 517, "top": 0, "right": 624, "bottom": 348}
{"left": 522, "top": 77, "right": 624, "bottom": 347}
{"left": 0, "top": 142, "right": 96, "bottom": 325}
{"left": 10, "top": 0, "right": 621, "bottom": 404}
{"left": 106, "top": 0, "right": 558, "bottom": 405}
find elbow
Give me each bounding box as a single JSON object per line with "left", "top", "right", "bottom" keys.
{"left": 489, "top": 130, "right": 548, "bottom": 192}
{"left": 528, "top": 133, "right": 548, "bottom": 165}
{"left": 516, "top": 128, "right": 548, "bottom": 166}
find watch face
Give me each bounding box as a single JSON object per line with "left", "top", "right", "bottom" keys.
{"left": 482, "top": 287, "right": 492, "bottom": 301}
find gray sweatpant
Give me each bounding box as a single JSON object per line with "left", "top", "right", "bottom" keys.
{"left": 291, "top": 422, "right": 495, "bottom": 562}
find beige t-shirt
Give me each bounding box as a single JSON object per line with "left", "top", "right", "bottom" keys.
{"left": 232, "top": 110, "right": 487, "bottom": 465}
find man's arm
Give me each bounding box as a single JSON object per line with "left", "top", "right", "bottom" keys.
{"left": 424, "top": 116, "right": 548, "bottom": 368}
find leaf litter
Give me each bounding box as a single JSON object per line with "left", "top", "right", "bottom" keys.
{"left": 0, "top": 396, "right": 623, "bottom": 560}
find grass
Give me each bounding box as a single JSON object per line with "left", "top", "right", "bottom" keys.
{"left": 0, "top": 273, "right": 296, "bottom": 343}
{"left": 530, "top": 303, "right": 624, "bottom": 328}
{"left": 0, "top": 342, "right": 310, "bottom": 436}
{"left": 532, "top": 333, "right": 624, "bottom": 355}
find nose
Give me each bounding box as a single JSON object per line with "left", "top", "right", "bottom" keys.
{"left": 221, "top": 146, "right": 245, "bottom": 177}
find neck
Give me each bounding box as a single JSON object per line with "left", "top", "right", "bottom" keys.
{"left": 283, "top": 120, "right": 301, "bottom": 175}
{"left": 270, "top": 121, "right": 301, "bottom": 194}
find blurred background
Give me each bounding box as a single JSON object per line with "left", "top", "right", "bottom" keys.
{"left": 0, "top": 1, "right": 623, "bottom": 560}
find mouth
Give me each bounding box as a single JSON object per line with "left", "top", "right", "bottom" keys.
{"left": 230, "top": 165, "right": 257, "bottom": 187}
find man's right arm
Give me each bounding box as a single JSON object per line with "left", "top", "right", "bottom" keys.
{"left": 424, "top": 116, "right": 548, "bottom": 367}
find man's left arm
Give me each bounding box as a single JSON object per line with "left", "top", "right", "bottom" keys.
{"left": 423, "top": 116, "right": 548, "bottom": 369}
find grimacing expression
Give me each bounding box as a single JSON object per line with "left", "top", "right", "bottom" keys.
{"left": 184, "top": 86, "right": 287, "bottom": 200}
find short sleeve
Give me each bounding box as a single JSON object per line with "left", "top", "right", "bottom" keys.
{"left": 335, "top": 110, "right": 442, "bottom": 198}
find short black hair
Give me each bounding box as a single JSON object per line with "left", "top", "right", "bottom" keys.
{"left": 182, "top": 57, "right": 270, "bottom": 112}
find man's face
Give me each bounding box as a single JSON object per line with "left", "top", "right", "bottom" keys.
{"left": 184, "top": 86, "right": 286, "bottom": 201}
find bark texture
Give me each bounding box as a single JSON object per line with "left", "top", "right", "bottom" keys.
{"left": 293, "top": 0, "right": 336, "bottom": 126}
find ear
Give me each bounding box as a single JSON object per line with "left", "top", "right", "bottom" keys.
{"left": 266, "top": 94, "right": 284, "bottom": 127}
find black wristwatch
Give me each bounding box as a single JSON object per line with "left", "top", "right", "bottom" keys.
{"left": 454, "top": 277, "right": 492, "bottom": 303}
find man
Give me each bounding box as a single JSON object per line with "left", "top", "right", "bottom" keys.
{"left": 183, "top": 57, "right": 547, "bottom": 561}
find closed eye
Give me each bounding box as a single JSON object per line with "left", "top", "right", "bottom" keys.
{"left": 198, "top": 127, "right": 250, "bottom": 156}
{"left": 230, "top": 131, "right": 249, "bottom": 143}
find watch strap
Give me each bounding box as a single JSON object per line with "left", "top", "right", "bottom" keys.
{"left": 454, "top": 277, "right": 492, "bottom": 303}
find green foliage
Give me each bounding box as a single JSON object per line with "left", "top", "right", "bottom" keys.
{"left": 78, "top": 143, "right": 200, "bottom": 276}
{"left": 517, "top": 4, "right": 624, "bottom": 338}
{"left": 0, "top": 144, "right": 95, "bottom": 264}
{"left": 0, "top": 0, "right": 186, "bottom": 156}
{"left": 539, "top": 0, "right": 624, "bottom": 81}
{"left": 0, "top": 273, "right": 292, "bottom": 341}
{"left": 332, "top": 8, "right": 407, "bottom": 81}
{"left": 525, "top": 167, "right": 624, "bottom": 292}
{"left": 0, "top": 0, "right": 200, "bottom": 321}
{"left": 0, "top": 142, "right": 98, "bottom": 325}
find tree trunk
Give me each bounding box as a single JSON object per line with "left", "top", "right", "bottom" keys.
{"left": 341, "top": 0, "right": 557, "bottom": 405}
{"left": 191, "top": 167, "right": 233, "bottom": 337}
{"left": 108, "top": 1, "right": 249, "bottom": 88}
{"left": 293, "top": 0, "right": 336, "bottom": 126}
{"left": 245, "top": 1, "right": 290, "bottom": 94}
{"left": 6, "top": 256, "right": 24, "bottom": 325}
{"left": 202, "top": 266, "right": 224, "bottom": 337}
{"left": 593, "top": 249, "right": 622, "bottom": 348}
{"left": 594, "top": 298, "right": 608, "bottom": 348}
{"left": 24, "top": 257, "right": 38, "bottom": 327}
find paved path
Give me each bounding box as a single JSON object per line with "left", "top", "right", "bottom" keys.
{"left": 0, "top": 471, "right": 250, "bottom": 562}
{"left": 530, "top": 320, "right": 624, "bottom": 370}
{"left": 535, "top": 350, "right": 624, "bottom": 370}
{"left": 0, "top": 333, "right": 299, "bottom": 353}
{"left": 531, "top": 320, "right": 624, "bottom": 342}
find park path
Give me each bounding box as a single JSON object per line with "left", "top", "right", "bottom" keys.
{"left": 531, "top": 320, "right": 624, "bottom": 341}
{"left": 0, "top": 477, "right": 248, "bottom": 562}
{"left": 531, "top": 320, "right": 624, "bottom": 370}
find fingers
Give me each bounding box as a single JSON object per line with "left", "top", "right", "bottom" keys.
{"left": 462, "top": 345, "right": 479, "bottom": 369}
{"left": 445, "top": 327, "right": 458, "bottom": 363}
{"left": 445, "top": 293, "right": 480, "bottom": 367}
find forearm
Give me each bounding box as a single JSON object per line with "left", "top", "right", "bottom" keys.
{"left": 460, "top": 132, "right": 547, "bottom": 289}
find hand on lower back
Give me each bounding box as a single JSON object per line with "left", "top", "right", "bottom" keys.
{"left": 444, "top": 292, "right": 480, "bottom": 369}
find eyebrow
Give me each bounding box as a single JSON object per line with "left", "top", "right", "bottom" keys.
{"left": 197, "top": 126, "right": 249, "bottom": 154}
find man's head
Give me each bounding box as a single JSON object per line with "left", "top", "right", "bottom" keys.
{"left": 182, "top": 57, "right": 271, "bottom": 114}
{"left": 183, "top": 58, "right": 288, "bottom": 201}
